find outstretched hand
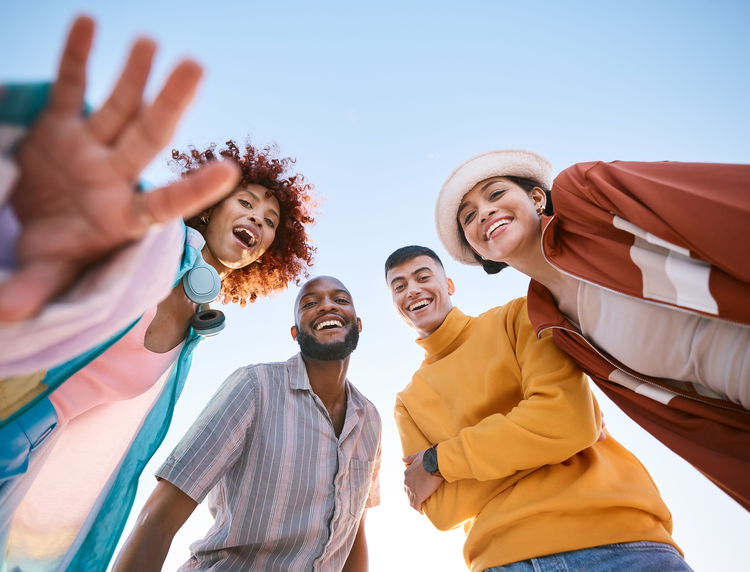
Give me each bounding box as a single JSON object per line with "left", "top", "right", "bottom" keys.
{"left": 0, "top": 16, "right": 239, "bottom": 322}
{"left": 402, "top": 449, "right": 444, "bottom": 515}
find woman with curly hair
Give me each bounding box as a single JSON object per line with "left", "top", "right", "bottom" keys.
{"left": 3, "top": 140, "right": 316, "bottom": 572}
{"left": 433, "top": 148, "right": 750, "bottom": 516}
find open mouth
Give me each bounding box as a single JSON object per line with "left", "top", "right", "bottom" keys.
{"left": 233, "top": 227, "right": 258, "bottom": 248}
{"left": 485, "top": 218, "right": 511, "bottom": 240}
{"left": 408, "top": 299, "right": 431, "bottom": 311}
{"left": 314, "top": 318, "right": 344, "bottom": 331}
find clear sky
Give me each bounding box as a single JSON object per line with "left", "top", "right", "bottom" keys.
{"left": 3, "top": 1, "right": 750, "bottom": 570}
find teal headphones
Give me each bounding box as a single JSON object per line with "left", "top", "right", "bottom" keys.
{"left": 182, "top": 258, "right": 225, "bottom": 337}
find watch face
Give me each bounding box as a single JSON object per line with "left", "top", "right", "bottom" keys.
{"left": 423, "top": 447, "right": 438, "bottom": 474}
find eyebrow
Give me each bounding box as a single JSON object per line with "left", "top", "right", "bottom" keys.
{"left": 389, "top": 267, "right": 433, "bottom": 287}
{"left": 458, "top": 180, "right": 503, "bottom": 217}
{"left": 238, "top": 189, "right": 280, "bottom": 221}
{"left": 299, "top": 288, "right": 351, "bottom": 301}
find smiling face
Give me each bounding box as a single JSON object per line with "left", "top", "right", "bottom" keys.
{"left": 386, "top": 255, "right": 454, "bottom": 338}
{"left": 457, "top": 177, "right": 546, "bottom": 265}
{"left": 201, "top": 185, "right": 281, "bottom": 275}
{"left": 292, "top": 276, "right": 362, "bottom": 361}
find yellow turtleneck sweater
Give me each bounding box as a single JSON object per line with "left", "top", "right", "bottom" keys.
{"left": 394, "top": 300, "right": 678, "bottom": 571}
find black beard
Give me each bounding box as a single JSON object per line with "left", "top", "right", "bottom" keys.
{"left": 296, "top": 323, "right": 359, "bottom": 361}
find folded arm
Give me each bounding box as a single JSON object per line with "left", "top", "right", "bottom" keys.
{"left": 436, "top": 319, "right": 601, "bottom": 483}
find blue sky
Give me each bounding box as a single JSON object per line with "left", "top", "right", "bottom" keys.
{"left": 3, "top": 1, "right": 750, "bottom": 570}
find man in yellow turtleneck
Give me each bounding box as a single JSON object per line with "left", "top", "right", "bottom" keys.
{"left": 385, "top": 245, "right": 693, "bottom": 572}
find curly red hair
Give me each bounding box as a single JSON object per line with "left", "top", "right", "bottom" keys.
{"left": 170, "top": 140, "right": 316, "bottom": 306}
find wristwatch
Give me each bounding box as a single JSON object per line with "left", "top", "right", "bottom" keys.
{"left": 422, "top": 444, "right": 442, "bottom": 477}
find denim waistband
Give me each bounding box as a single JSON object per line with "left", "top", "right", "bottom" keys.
{"left": 0, "top": 397, "right": 57, "bottom": 483}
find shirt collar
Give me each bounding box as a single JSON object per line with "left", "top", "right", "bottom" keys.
{"left": 287, "top": 351, "right": 363, "bottom": 412}
{"left": 287, "top": 352, "right": 365, "bottom": 442}
{"left": 288, "top": 352, "right": 311, "bottom": 391}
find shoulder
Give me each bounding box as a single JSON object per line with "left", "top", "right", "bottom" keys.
{"left": 215, "top": 360, "right": 289, "bottom": 396}
{"left": 243, "top": 359, "right": 290, "bottom": 378}
{"left": 475, "top": 297, "right": 529, "bottom": 332}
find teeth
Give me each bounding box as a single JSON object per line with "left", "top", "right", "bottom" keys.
{"left": 408, "top": 300, "right": 430, "bottom": 311}
{"left": 485, "top": 219, "right": 510, "bottom": 239}
{"left": 234, "top": 228, "right": 257, "bottom": 246}
{"left": 315, "top": 319, "right": 344, "bottom": 331}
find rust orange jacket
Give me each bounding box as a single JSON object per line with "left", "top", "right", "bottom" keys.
{"left": 527, "top": 159, "right": 750, "bottom": 510}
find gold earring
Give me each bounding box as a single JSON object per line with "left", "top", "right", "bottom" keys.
{"left": 537, "top": 205, "right": 545, "bottom": 215}
{"left": 481, "top": 255, "right": 488, "bottom": 261}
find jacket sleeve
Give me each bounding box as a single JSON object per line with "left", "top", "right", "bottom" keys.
{"left": 554, "top": 160, "right": 750, "bottom": 282}
{"left": 437, "top": 301, "right": 602, "bottom": 482}
{"left": 394, "top": 397, "right": 432, "bottom": 457}
{"left": 395, "top": 396, "right": 506, "bottom": 531}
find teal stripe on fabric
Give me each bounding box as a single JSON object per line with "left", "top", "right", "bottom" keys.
{"left": 0, "top": 83, "right": 51, "bottom": 125}
{"left": 66, "top": 223, "right": 205, "bottom": 571}
{"left": 67, "top": 333, "right": 201, "bottom": 572}
{"left": 0, "top": 210, "right": 172, "bottom": 431}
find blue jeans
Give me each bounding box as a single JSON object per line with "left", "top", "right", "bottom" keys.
{"left": 484, "top": 541, "right": 692, "bottom": 572}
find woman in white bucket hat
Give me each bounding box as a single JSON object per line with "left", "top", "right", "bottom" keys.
{"left": 435, "top": 149, "right": 750, "bottom": 511}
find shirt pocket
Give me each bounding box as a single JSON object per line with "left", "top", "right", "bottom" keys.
{"left": 347, "top": 458, "right": 375, "bottom": 518}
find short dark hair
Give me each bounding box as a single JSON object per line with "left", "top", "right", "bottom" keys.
{"left": 458, "top": 176, "right": 553, "bottom": 275}
{"left": 384, "top": 245, "right": 444, "bottom": 279}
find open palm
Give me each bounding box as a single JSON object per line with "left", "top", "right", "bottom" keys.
{"left": 1, "top": 16, "right": 239, "bottom": 322}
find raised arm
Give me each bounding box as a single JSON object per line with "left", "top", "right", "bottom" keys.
{"left": 112, "top": 479, "right": 198, "bottom": 572}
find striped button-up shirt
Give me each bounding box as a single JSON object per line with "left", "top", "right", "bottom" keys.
{"left": 157, "top": 353, "right": 381, "bottom": 571}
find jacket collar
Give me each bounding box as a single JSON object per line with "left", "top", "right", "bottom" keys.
{"left": 526, "top": 279, "right": 575, "bottom": 338}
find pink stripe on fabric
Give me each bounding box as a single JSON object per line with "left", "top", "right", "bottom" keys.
{"left": 0, "top": 220, "right": 183, "bottom": 377}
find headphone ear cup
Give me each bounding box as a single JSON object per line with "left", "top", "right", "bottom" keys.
{"left": 182, "top": 260, "right": 222, "bottom": 304}
{"left": 191, "top": 307, "right": 226, "bottom": 337}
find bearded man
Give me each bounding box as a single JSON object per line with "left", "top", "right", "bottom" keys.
{"left": 114, "top": 276, "right": 381, "bottom": 572}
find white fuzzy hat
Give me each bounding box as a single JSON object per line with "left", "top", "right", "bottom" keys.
{"left": 435, "top": 148, "right": 553, "bottom": 266}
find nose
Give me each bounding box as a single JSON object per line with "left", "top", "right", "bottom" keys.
{"left": 479, "top": 204, "right": 496, "bottom": 224}
{"left": 406, "top": 282, "right": 422, "bottom": 297}
{"left": 247, "top": 211, "right": 263, "bottom": 227}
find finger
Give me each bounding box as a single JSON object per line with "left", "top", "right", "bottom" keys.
{"left": 0, "top": 260, "right": 78, "bottom": 323}
{"left": 87, "top": 38, "right": 156, "bottom": 144}
{"left": 409, "top": 496, "right": 423, "bottom": 515}
{"left": 49, "top": 15, "right": 95, "bottom": 116}
{"left": 112, "top": 59, "right": 203, "bottom": 176}
{"left": 132, "top": 161, "right": 239, "bottom": 229}
{"left": 403, "top": 452, "right": 418, "bottom": 465}
{"left": 597, "top": 430, "right": 607, "bottom": 442}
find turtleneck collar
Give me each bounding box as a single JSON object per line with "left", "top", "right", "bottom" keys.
{"left": 415, "top": 307, "right": 473, "bottom": 364}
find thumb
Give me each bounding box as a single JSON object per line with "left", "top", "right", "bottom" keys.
{"left": 136, "top": 161, "right": 240, "bottom": 227}
{"left": 402, "top": 452, "right": 419, "bottom": 465}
